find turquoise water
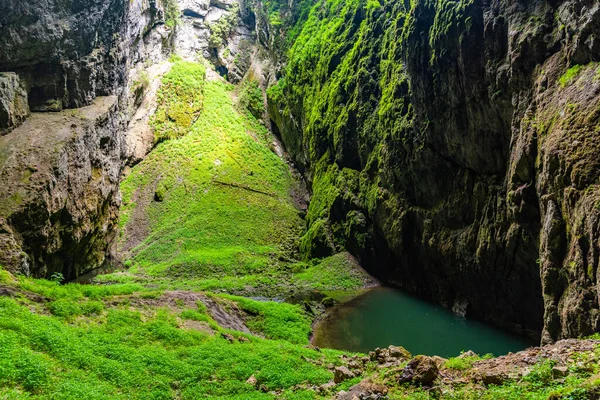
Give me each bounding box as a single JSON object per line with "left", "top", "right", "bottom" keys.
{"left": 312, "top": 287, "right": 535, "bottom": 358}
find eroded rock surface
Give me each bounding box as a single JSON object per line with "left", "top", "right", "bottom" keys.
{"left": 0, "top": 96, "right": 124, "bottom": 279}
{"left": 267, "top": 0, "right": 600, "bottom": 341}
{"left": 0, "top": 72, "right": 29, "bottom": 135}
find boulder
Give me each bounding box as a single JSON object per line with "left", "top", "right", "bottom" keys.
{"left": 0, "top": 72, "right": 29, "bottom": 135}
{"left": 552, "top": 365, "right": 569, "bottom": 378}
{"left": 398, "top": 356, "right": 439, "bottom": 385}
{"left": 334, "top": 366, "right": 355, "bottom": 384}
{"left": 246, "top": 375, "right": 258, "bottom": 387}
{"left": 458, "top": 350, "right": 478, "bottom": 359}
{"left": 478, "top": 370, "right": 507, "bottom": 386}
{"left": 317, "top": 380, "right": 336, "bottom": 394}
{"left": 388, "top": 345, "right": 412, "bottom": 360}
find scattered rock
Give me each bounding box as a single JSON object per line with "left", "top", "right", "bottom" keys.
{"left": 398, "top": 355, "right": 439, "bottom": 385}
{"left": 477, "top": 370, "right": 507, "bottom": 386}
{"left": 246, "top": 375, "right": 258, "bottom": 387}
{"left": 348, "top": 360, "right": 362, "bottom": 370}
{"left": 431, "top": 356, "right": 447, "bottom": 368}
{"left": 388, "top": 345, "right": 412, "bottom": 360}
{"left": 321, "top": 297, "right": 335, "bottom": 307}
{"left": 334, "top": 366, "right": 355, "bottom": 384}
{"left": 458, "top": 350, "right": 478, "bottom": 359}
{"left": 317, "top": 380, "right": 336, "bottom": 394}
{"left": 552, "top": 365, "right": 569, "bottom": 378}
{"left": 335, "top": 379, "right": 388, "bottom": 400}
{"left": 221, "top": 333, "right": 235, "bottom": 342}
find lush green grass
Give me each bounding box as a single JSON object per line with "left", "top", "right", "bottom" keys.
{"left": 151, "top": 59, "right": 206, "bottom": 143}
{"left": 0, "top": 67, "right": 377, "bottom": 398}
{"left": 0, "top": 269, "right": 353, "bottom": 399}
{"left": 443, "top": 353, "right": 493, "bottom": 371}
{"left": 120, "top": 69, "right": 304, "bottom": 289}
{"left": 118, "top": 63, "right": 372, "bottom": 299}
{"left": 291, "top": 252, "right": 371, "bottom": 295}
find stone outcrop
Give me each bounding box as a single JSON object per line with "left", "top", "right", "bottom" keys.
{"left": 0, "top": 0, "right": 129, "bottom": 110}
{"left": 0, "top": 72, "right": 29, "bottom": 135}
{"left": 398, "top": 355, "right": 440, "bottom": 386}
{"left": 0, "top": 0, "right": 263, "bottom": 278}
{"left": 0, "top": 96, "right": 124, "bottom": 279}
{"left": 174, "top": 0, "right": 258, "bottom": 83}
{"left": 267, "top": 0, "right": 600, "bottom": 341}
{"left": 0, "top": 0, "right": 175, "bottom": 278}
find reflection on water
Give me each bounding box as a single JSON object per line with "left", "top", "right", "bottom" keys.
{"left": 312, "top": 286, "right": 536, "bottom": 358}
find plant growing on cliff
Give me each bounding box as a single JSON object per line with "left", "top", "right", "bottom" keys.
{"left": 238, "top": 80, "right": 265, "bottom": 119}
{"left": 559, "top": 65, "right": 583, "bottom": 87}
{"left": 151, "top": 59, "right": 206, "bottom": 144}
{"left": 161, "top": 0, "right": 180, "bottom": 28}
{"left": 208, "top": 4, "right": 240, "bottom": 48}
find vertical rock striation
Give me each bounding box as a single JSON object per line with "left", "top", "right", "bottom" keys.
{"left": 0, "top": 0, "right": 173, "bottom": 278}
{"left": 267, "top": 0, "right": 600, "bottom": 341}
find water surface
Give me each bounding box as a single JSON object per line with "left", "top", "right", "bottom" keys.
{"left": 312, "top": 286, "right": 535, "bottom": 358}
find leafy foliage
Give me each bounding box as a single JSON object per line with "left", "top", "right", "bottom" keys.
{"left": 238, "top": 80, "right": 265, "bottom": 119}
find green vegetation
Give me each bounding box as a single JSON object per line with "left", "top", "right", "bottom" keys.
{"left": 208, "top": 4, "right": 240, "bottom": 48}
{"left": 267, "top": 0, "right": 414, "bottom": 259}
{"left": 251, "top": 0, "right": 317, "bottom": 48}
{"left": 121, "top": 68, "right": 303, "bottom": 293}
{"left": 291, "top": 252, "right": 369, "bottom": 295}
{"left": 559, "top": 64, "right": 583, "bottom": 87}
{"left": 238, "top": 79, "right": 265, "bottom": 119}
{"left": 444, "top": 353, "right": 493, "bottom": 371}
{"left": 161, "top": 0, "right": 180, "bottom": 28}
{"left": 151, "top": 59, "right": 206, "bottom": 143}
{"left": 119, "top": 59, "right": 371, "bottom": 301}
{"left": 0, "top": 271, "right": 347, "bottom": 399}
{"left": 3, "top": 1, "right": 600, "bottom": 396}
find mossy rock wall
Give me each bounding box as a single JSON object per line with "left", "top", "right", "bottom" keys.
{"left": 268, "top": 0, "right": 600, "bottom": 341}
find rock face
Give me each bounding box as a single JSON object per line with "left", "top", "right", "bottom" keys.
{"left": 0, "top": 0, "right": 129, "bottom": 110}
{"left": 174, "top": 0, "right": 258, "bottom": 83}
{"left": 0, "top": 73, "right": 29, "bottom": 135}
{"left": 0, "top": 96, "right": 125, "bottom": 279}
{"left": 0, "top": 0, "right": 261, "bottom": 278}
{"left": 0, "top": 0, "right": 174, "bottom": 278}
{"left": 267, "top": 0, "right": 600, "bottom": 341}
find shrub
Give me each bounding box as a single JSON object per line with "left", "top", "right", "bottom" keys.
{"left": 238, "top": 80, "right": 265, "bottom": 119}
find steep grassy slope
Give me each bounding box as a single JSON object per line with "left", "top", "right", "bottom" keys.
{"left": 116, "top": 60, "right": 374, "bottom": 299}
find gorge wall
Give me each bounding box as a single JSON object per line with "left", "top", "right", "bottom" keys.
{"left": 267, "top": 0, "right": 600, "bottom": 342}
{"left": 0, "top": 0, "right": 270, "bottom": 279}
{"left": 0, "top": 0, "right": 173, "bottom": 279}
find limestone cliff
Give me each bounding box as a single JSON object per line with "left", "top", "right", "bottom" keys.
{"left": 0, "top": 0, "right": 173, "bottom": 278}
{"left": 266, "top": 0, "right": 600, "bottom": 342}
